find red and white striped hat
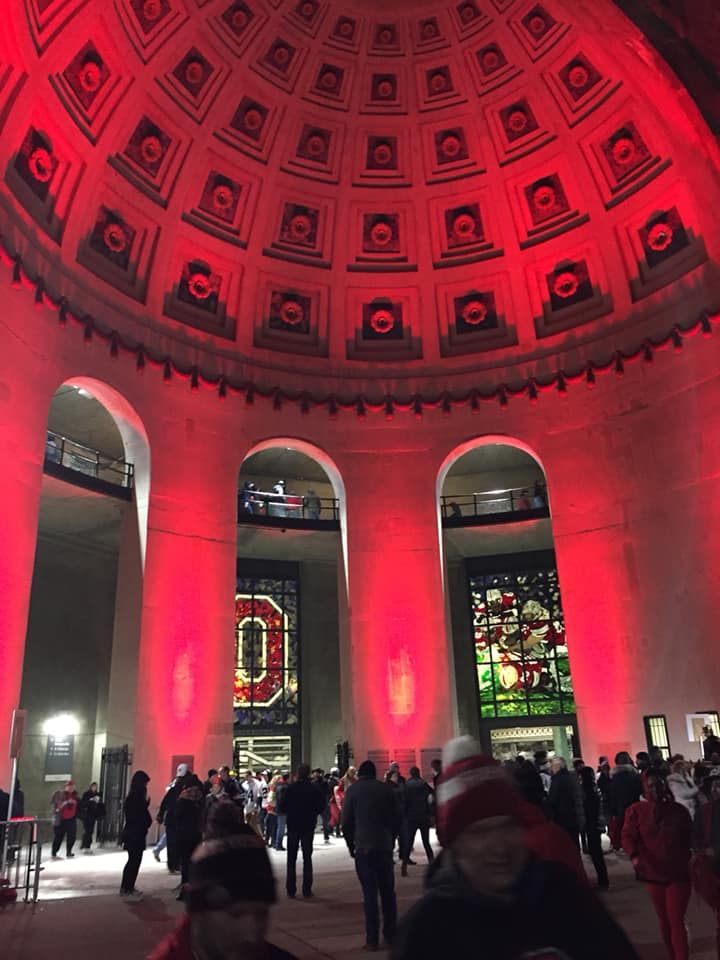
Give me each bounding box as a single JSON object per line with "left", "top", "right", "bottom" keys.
{"left": 435, "top": 735, "right": 522, "bottom": 846}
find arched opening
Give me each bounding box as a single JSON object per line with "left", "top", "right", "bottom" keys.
{"left": 438, "top": 438, "right": 576, "bottom": 763}
{"left": 234, "top": 440, "right": 347, "bottom": 781}
{"left": 18, "top": 379, "right": 149, "bottom": 824}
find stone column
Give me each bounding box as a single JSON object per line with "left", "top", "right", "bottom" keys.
{"left": 131, "top": 419, "right": 238, "bottom": 793}
{"left": 342, "top": 449, "right": 455, "bottom": 765}
{"left": 0, "top": 334, "right": 52, "bottom": 787}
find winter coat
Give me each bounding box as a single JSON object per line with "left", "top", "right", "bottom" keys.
{"left": 174, "top": 785, "right": 204, "bottom": 845}
{"left": 392, "top": 853, "right": 640, "bottom": 960}
{"left": 548, "top": 769, "right": 583, "bottom": 833}
{"left": 581, "top": 785, "right": 603, "bottom": 833}
{"left": 158, "top": 780, "right": 182, "bottom": 827}
{"left": 704, "top": 734, "right": 720, "bottom": 761}
{"left": 622, "top": 798, "right": 692, "bottom": 884}
{"left": 342, "top": 777, "right": 400, "bottom": 853}
{"left": 147, "top": 915, "right": 298, "bottom": 960}
{"left": 667, "top": 773, "right": 699, "bottom": 818}
{"left": 79, "top": 790, "right": 106, "bottom": 823}
{"left": 122, "top": 791, "right": 152, "bottom": 850}
{"left": 279, "top": 777, "right": 324, "bottom": 833}
{"left": 403, "top": 776, "right": 432, "bottom": 824}
{"left": 51, "top": 788, "right": 79, "bottom": 825}
{"left": 513, "top": 762, "right": 546, "bottom": 809}
{"left": 608, "top": 765, "right": 642, "bottom": 821}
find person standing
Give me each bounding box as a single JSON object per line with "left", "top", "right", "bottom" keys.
{"left": 241, "top": 769, "right": 262, "bottom": 835}
{"left": 312, "top": 768, "right": 332, "bottom": 843}
{"left": 609, "top": 751, "right": 643, "bottom": 850}
{"left": 579, "top": 766, "right": 609, "bottom": 890}
{"left": 703, "top": 726, "right": 720, "bottom": 762}
{"left": 274, "top": 772, "right": 289, "bottom": 851}
{"left": 667, "top": 759, "right": 700, "bottom": 819}
{"left": 120, "top": 770, "right": 152, "bottom": 902}
{"left": 175, "top": 774, "right": 205, "bottom": 900}
{"left": 327, "top": 767, "right": 341, "bottom": 837}
{"left": 623, "top": 772, "right": 693, "bottom": 960}
{"left": 342, "top": 760, "right": 399, "bottom": 951}
{"left": 392, "top": 738, "right": 640, "bottom": 960}
{"left": 157, "top": 764, "right": 188, "bottom": 873}
{"left": 280, "top": 764, "right": 324, "bottom": 898}
{"left": 691, "top": 775, "right": 720, "bottom": 954}
{"left": 400, "top": 767, "right": 434, "bottom": 877}
{"left": 548, "top": 757, "right": 583, "bottom": 846}
{"left": 79, "top": 781, "right": 105, "bottom": 853}
{"left": 50, "top": 780, "right": 80, "bottom": 859}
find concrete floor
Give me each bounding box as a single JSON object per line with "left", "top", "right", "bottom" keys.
{"left": 3, "top": 838, "right": 718, "bottom": 959}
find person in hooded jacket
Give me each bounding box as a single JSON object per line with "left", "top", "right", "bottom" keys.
{"left": 175, "top": 773, "right": 205, "bottom": 899}
{"left": 622, "top": 772, "right": 693, "bottom": 960}
{"left": 120, "top": 770, "right": 152, "bottom": 902}
{"left": 667, "top": 759, "right": 699, "bottom": 819}
{"left": 393, "top": 737, "right": 640, "bottom": 960}
{"left": 608, "top": 751, "right": 643, "bottom": 850}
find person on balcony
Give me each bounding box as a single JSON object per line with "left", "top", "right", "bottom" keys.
{"left": 304, "top": 488, "right": 321, "bottom": 520}
{"left": 269, "top": 480, "right": 286, "bottom": 517}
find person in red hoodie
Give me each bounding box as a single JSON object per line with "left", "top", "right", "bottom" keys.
{"left": 147, "top": 802, "right": 297, "bottom": 960}
{"left": 622, "top": 771, "right": 693, "bottom": 960}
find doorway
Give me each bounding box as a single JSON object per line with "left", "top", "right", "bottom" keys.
{"left": 487, "top": 722, "right": 578, "bottom": 762}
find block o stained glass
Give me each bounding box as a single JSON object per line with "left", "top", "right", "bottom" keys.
{"left": 234, "top": 576, "right": 299, "bottom": 727}
{"left": 471, "top": 567, "right": 574, "bottom": 719}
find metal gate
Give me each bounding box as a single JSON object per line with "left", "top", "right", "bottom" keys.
{"left": 98, "top": 745, "right": 132, "bottom": 844}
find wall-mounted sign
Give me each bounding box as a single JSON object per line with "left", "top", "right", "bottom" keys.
{"left": 44, "top": 735, "right": 74, "bottom": 781}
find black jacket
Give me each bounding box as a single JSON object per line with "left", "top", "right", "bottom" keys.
{"left": 704, "top": 734, "right": 720, "bottom": 761}
{"left": 80, "top": 790, "right": 105, "bottom": 823}
{"left": 280, "top": 777, "right": 324, "bottom": 833}
{"left": 403, "top": 776, "right": 432, "bottom": 823}
{"left": 548, "top": 768, "right": 580, "bottom": 832}
{"left": 122, "top": 792, "right": 152, "bottom": 849}
{"left": 393, "top": 854, "right": 640, "bottom": 960}
{"left": 609, "top": 766, "right": 642, "bottom": 821}
{"left": 342, "top": 777, "right": 400, "bottom": 853}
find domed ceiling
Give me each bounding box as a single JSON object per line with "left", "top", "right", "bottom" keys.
{"left": 1, "top": 0, "right": 719, "bottom": 402}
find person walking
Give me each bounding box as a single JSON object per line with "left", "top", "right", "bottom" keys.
{"left": 175, "top": 773, "right": 205, "bottom": 899}
{"left": 392, "top": 738, "right": 640, "bottom": 960}
{"left": 609, "top": 751, "right": 643, "bottom": 850}
{"left": 120, "top": 770, "right": 152, "bottom": 902}
{"left": 400, "top": 767, "right": 434, "bottom": 876}
{"left": 79, "top": 781, "right": 105, "bottom": 853}
{"left": 548, "top": 757, "right": 583, "bottom": 846}
{"left": 280, "top": 764, "right": 324, "bottom": 898}
{"left": 622, "top": 772, "right": 693, "bottom": 960}
{"left": 202, "top": 775, "right": 227, "bottom": 837}
{"left": 579, "top": 766, "right": 609, "bottom": 890}
{"left": 342, "top": 760, "right": 399, "bottom": 951}
{"left": 50, "top": 780, "right": 80, "bottom": 859}
{"left": 241, "top": 769, "right": 263, "bottom": 835}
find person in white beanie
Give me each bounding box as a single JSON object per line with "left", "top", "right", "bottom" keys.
{"left": 392, "top": 736, "right": 640, "bottom": 960}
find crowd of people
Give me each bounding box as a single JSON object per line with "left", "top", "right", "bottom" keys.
{"left": 31, "top": 724, "right": 720, "bottom": 958}
{"left": 240, "top": 480, "right": 324, "bottom": 520}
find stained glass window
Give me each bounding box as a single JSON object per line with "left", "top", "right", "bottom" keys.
{"left": 470, "top": 563, "right": 574, "bottom": 719}
{"left": 234, "top": 575, "right": 299, "bottom": 728}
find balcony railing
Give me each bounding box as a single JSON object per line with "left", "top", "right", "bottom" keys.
{"left": 238, "top": 489, "right": 340, "bottom": 529}
{"left": 440, "top": 485, "right": 549, "bottom": 526}
{"left": 43, "top": 430, "right": 134, "bottom": 500}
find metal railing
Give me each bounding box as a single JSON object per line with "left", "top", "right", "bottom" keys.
{"left": 44, "top": 429, "right": 134, "bottom": 492}
{"left": 440, "top": 484, "right": 549, "bottom": 523}
{"left": 0, "top": 818, "right": 42, "bottom": 903}
{"left": 238, "top": 490, "right": 340, "bottom": 524}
